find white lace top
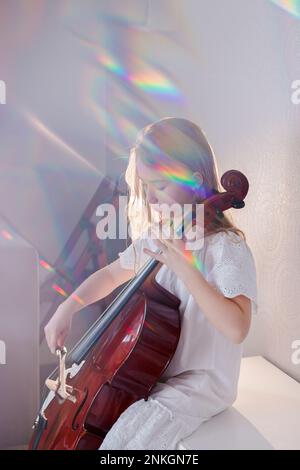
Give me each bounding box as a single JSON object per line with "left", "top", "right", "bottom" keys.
{"left": 100, "top": 227, "right": 258, "bottom": 450}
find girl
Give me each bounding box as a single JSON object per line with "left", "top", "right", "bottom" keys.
{"left": 44, "top": 117, "right": 258, "bottom": 450}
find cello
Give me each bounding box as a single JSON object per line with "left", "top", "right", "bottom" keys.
{"left": 28, "top": 170, "right": 249, "bottom": 450}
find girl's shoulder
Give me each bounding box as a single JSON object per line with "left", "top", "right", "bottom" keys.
{"left": 205, "top": 230, "right": 248, "bottom": 251}
{"left": 206, "top": 229, "right": 243, "bottom": 244}
{"left": 204, "top": 231, "right": 258, "bottom": 314}
{"left": 203, "top": 230, "right": 255, "bottom": 271}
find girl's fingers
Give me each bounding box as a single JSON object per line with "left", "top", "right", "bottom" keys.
{"left": 57, "top": 335, "right": 64, "bottom": 349}
{"left": 49, "top": 338, "right": 57, "bottom": 355}
{"left": 143, "top": 247, "right": 164, "bottom": 262}
{"left": 161, "top": 236, "right": 186, "bottom": 257}
{"left": 152, "top": 238, "right": 167, "bottom": 251}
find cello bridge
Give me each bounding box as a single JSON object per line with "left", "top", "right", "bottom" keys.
{"left": 45, "top": 347, "right": 77, "bottom": 404}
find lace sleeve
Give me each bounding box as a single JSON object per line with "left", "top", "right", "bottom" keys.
{"left": 206, "top": 233, "right": 258, "bottom": 315}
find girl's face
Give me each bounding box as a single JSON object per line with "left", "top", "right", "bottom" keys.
{"left": 136, "top": 155, "right": 195, "bottom": 221}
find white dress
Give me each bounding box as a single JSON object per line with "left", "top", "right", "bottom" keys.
{"left": 99, "top": 227, "right": 258, "bottom": 450}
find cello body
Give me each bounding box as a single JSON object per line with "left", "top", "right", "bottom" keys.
{"left": 29, "top": 263, "right": 181, "bottom": 450}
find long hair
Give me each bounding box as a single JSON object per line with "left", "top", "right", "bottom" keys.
{"left": 124, "top": 117, "right": 245, "bottom": 272}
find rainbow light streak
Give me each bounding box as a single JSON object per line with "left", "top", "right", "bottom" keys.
{"left": 270, "top": 0, "right": 300, "bottom": 18}
{"left": 143, "top": 157, "right": 215, "bottom": 201}
{"left": 52, "top": 284, "right": 84, "bottom": 306}
{"left": 139, "top": 139, "right": 214, "bottom": 197}
{"left": 173, "top": 212, "right": 207, "bottom": 275}
{"left": 185, "top": 250, "right": 207, "bottom": 276}
{"left": 97, "top": 52, "right": 125, "bottom": 77}
{"left": 70, "top": 293, "right": 85, "bottom": 306}
{"left": 96, "top": 52, "right": 180, "bottom": 98}
{"left": 1, "top": 230, "right": 13, "bottom": 240}
{"left": 154, "top": 161, "right": 197, "bottom": 188}
{"left": 39, "top": 259, "right": 55, "bottom": 272}
{"left": 130, "top": 70, "right": 179, "bottom": 98}
{"left": 52, "top": 284, "right": 68, "bottom": 298}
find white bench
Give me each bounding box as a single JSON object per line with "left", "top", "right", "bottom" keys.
{"left": 178, "top": 356, "right": 300, "bottom": 450}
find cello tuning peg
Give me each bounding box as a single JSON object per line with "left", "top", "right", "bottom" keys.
{"left": 232, "top": 199, "right": 245, "bottom": 209}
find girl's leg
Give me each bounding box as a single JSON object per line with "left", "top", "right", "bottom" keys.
{"left": 98, "top": 396, "right": 194, "bottom": 451}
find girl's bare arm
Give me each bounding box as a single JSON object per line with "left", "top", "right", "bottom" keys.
{"left": 178, "top": 263, "right": 251, "bottom": 344}
{"left": 44, "top": 259, "right": 135, "bottom": 353}
{"left": 61, "top": 258, "right": 135, "bottom": 316}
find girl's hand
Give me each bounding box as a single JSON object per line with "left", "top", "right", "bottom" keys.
{"left": 44, "top": 305, "right": 73, "bottom": 354}
{"left": 143, "top": 230, "right": 194, "bottom": 279}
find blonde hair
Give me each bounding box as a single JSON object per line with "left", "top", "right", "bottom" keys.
{"left": 124, "top": 117, "right": 245, "bottom": 273}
